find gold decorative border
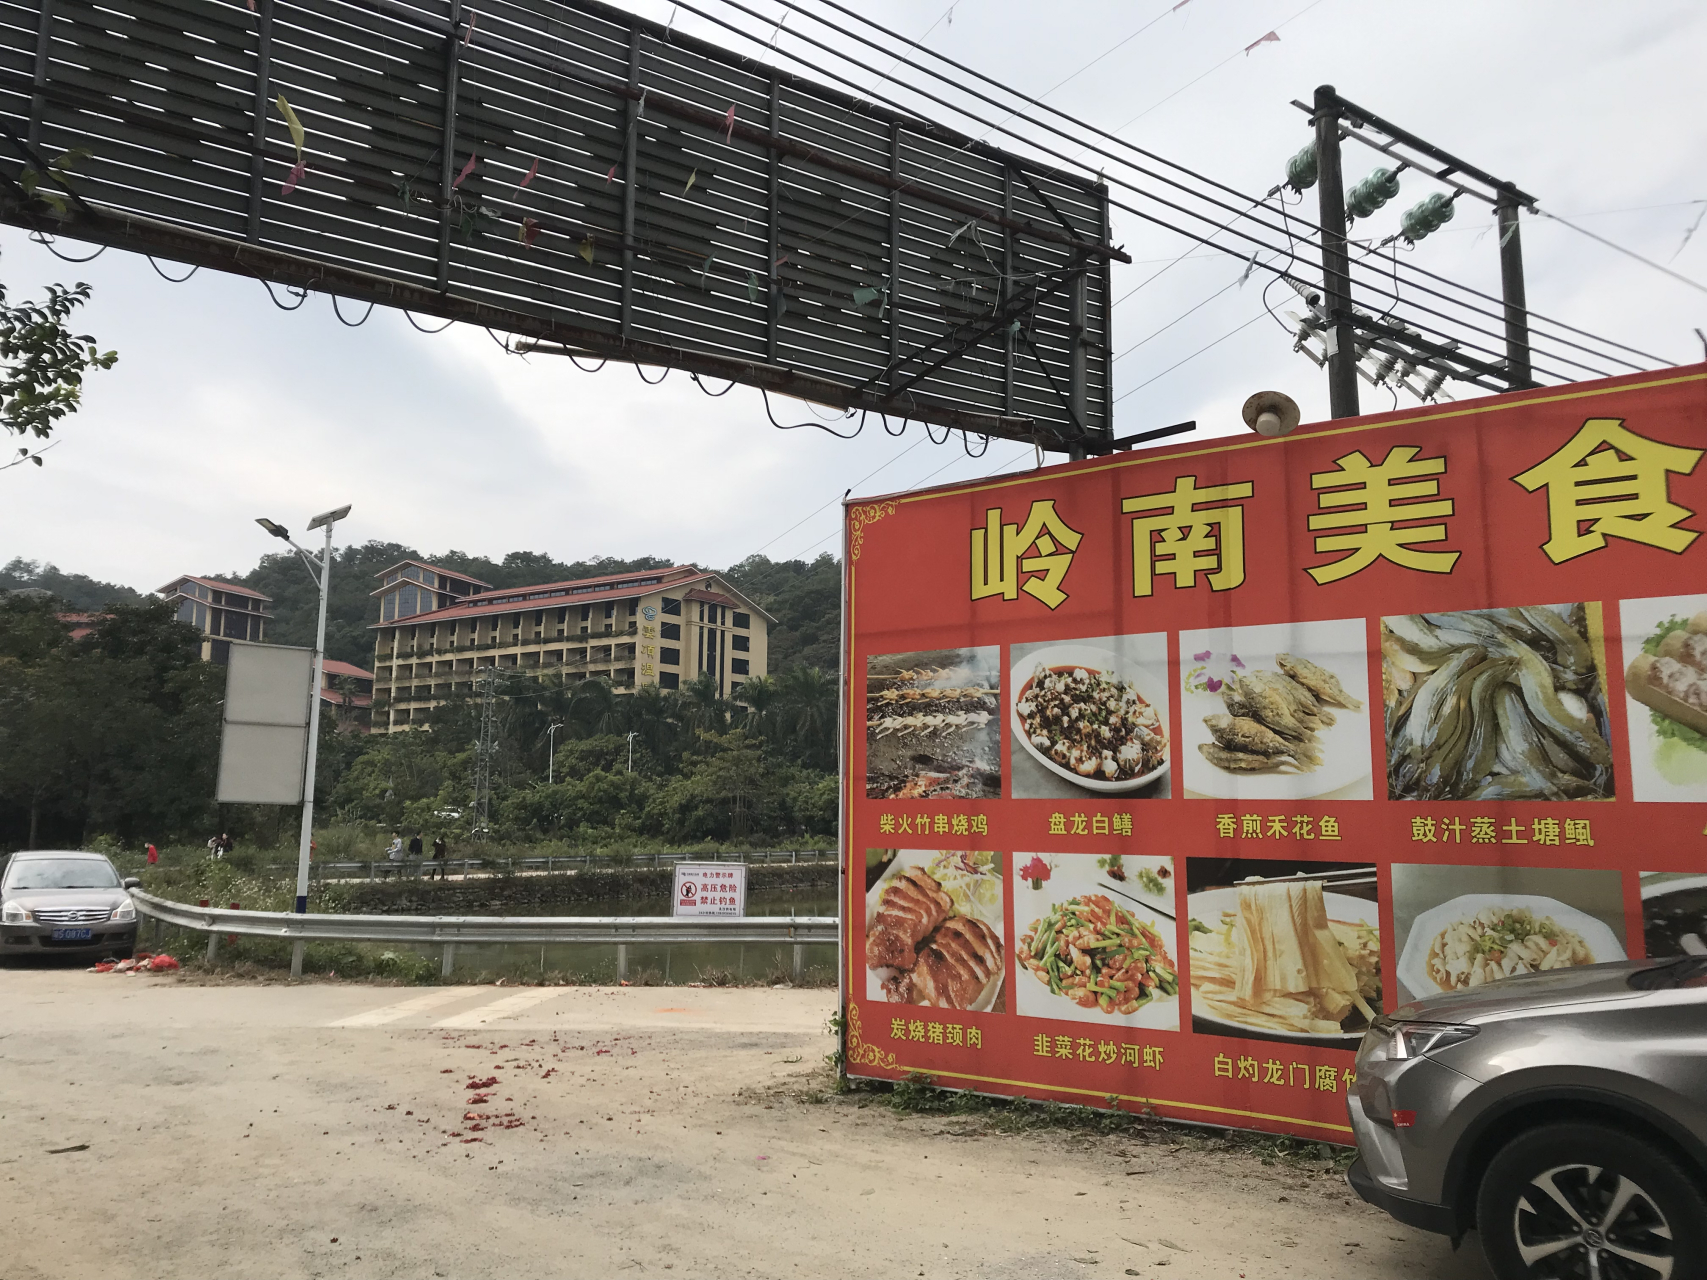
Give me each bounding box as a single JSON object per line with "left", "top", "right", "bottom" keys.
{"left": 848, "top": 501, "right": 897, "bottom": 561}
{"left": 844, "top": 1002, "right": 898, "bottom": 1070}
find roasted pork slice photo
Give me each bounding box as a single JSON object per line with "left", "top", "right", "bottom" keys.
{"left": 865, "top": 866, "right": 953, "bottom": 971}
{"left": 898, "top": 916, "right": 1003, "bottom": 1009}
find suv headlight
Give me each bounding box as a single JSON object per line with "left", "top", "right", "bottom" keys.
{"left": 110, "top": 899, "right": 136, "bottom": 923}
{"left": 1364, "top": 1019, "right": 1478, "bottom": 1066}
{"left": 1, "top": 900, "right": 29, "bottom": 924}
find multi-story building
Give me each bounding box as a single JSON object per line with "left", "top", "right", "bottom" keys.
{"left": 369, "top": 564, "right": 772, "bottom": 733}
{"left": 157, "top": 574, "right": 273, "bottom": 662}
{"left": 320, "top": 658, "right": 376, "bottom": 733}
{"left": 371, "top": 559, "right": 488, "bottom": 624}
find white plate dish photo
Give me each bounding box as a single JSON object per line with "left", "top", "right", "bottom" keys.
{"left": 1178, "top": 619, "right": 1372, "bottom": 802}
{"left": 1010, "top": 643, "right": 1170, "bottom": 795}
{"left": 1011, "top": 854, "right": 1180, "bottom": 1031}
{"left": 865, "top": 849, "right": 1005, "bottom": 1012}
{"left": 1397, "top": 893, "right": 1625, "bottom": 1002}
{"left": 1187, "top": 884, "right": 1379, "bottom": 1047}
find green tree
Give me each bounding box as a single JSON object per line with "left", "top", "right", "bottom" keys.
{"left": 0, "top": 255, "right": 118, "bottom": 471}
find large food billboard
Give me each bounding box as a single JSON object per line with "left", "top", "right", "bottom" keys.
{"left": 839, "top": 365, "right": 1707, "bottom": 1141}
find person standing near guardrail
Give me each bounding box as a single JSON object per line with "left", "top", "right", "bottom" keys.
{"left": 408, "top": 833, "right": 422, "bottom": 860}
{"left": 146, "top": 843, "right": 158, "bottom": 866}
{"left": 431, "top": 834, "right": 447, "bottom": 880}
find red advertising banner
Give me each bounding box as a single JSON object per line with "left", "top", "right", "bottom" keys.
{"left": 840, "top": 366, "right": 1707, "bottom": 1141}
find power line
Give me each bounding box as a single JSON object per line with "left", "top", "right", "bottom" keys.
{"left": 1536, "top": 208, "right": 1707, "bottom": 298}
{"left": 744, "top": 0, "right": 1654, "bottom": 378}
{"left": 1113, "top": 307, "right": 1270, "bottom": 404}
{"left": 779, "top": 0, "right": 1662, "bottom": 374}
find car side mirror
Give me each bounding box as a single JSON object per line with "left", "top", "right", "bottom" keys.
{"left": 122, "top": 877, "right": 141, "bottom": 890}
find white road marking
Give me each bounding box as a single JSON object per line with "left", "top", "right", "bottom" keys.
{"left": 432, "top": 986, "right": 569, "bottom": 1029}
{"left": 328, "top": 988, "right": 478, "bottom": 1028}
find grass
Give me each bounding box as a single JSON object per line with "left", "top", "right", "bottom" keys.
{"left": 761, "top": 1062, "right": 1355, "bottom": 1169}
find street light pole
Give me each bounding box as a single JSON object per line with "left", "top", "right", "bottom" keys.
{"left": 626, "top": 730, "right": 637, "bottom": 773}
{"left": 547, "top": 721, "right": 563, "bottom": 785}
{"left": 257, "top": 503, "right": 350, "bottom": 979}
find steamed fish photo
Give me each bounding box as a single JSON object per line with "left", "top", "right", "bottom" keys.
{"left": 1382, "top": 604, "right": 1614, "bottom": 802}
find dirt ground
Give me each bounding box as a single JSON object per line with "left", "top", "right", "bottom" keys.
{"left": 0, "top": 967, "right": 1496, "bottom": 1280}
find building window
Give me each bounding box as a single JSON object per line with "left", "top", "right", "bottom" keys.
{"left": 731, "top": 658, "right": 749, "bottom": 675}
{"left": 660, "top": 621, "right": 680, "bottom": 641}
{"left": 660, "top": 647, "right": 680, "bottom": 666}
{"left": 730, "top": 681, "right": 743, "bottom": 696}
{"left": 658, "top": 671, "right": 679, "bottom": 690}
{"left": 580, "top": 604, "right": 591, "bottom": 622}
{"left": 628, "top": 600, "right": 638, "bottom": 616}
{"left": 733, "top": 611, "right": 750, "bottom": 630}
{"left": 732, "top": 634, "right": 749, "bottom": 652}
{"left": 534, "top": 611, "right": 544, "bottom": 626}
{"left": 176, "top": 599, "right": 196, "bottom": 624}
{"left": 603, "top": 602, "right": 615, "bottom": 619}
{"left": 661, "top": 596, "right": 681, "bottom": 616}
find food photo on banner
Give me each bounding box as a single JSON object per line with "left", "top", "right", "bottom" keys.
{"left": 865, "top": 648, "right": 1001, "bottom": 800}
{"left": 1012, "top": 852, "right": 1179, "bottom": 1030}
{"left": 1177, "top": 618, "right": 1372, "bottom": 801}
{"left": 864, "top": 849, "right": 1005, "bottom": 1012}
{"left": 840, "top": 363, "right": 1707, "bottom": 1142}
{"left": 1380, "top": 603, "right": 1616, "bottom": 802}
{"left": 1185, "top": 856, "right": 1381, "bottom": 1048}
{"left": 1618, "top": 592, "right": 1707, "bottom": 802}
{"left": 1387, "top": 863, "right": 1627, "bottom": 1005}
{"left": 1010, "top": 633, "right": 1171, "bottom": 799}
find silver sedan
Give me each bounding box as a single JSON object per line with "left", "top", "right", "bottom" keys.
{"left": 0, "top": 851, "right": 140, "bottom": 959}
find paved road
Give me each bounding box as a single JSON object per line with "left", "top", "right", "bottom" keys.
{"left": 0, "top": 968, "right": 1496, "bottom": 1279}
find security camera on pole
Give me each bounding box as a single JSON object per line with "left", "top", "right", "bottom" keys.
{"left": 256, "top": 503, "right": 351, "bottom": 977}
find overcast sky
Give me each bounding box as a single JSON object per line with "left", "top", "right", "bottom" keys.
{"left": 2, "top": 0, "right": 1703, "bottom": 594}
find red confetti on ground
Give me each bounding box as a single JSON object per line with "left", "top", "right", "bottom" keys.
{"left": 467, "top": 1077, "right": 498, "bottom": 1090}
{"left": 461, "top": 1137, "right": 483, "bottom": 1144}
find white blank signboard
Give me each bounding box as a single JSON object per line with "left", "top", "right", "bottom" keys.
{"left": 216, "top": 642, "right": 313, "bottom": 805}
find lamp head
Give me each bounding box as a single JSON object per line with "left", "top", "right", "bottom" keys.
{"left": 307, "top": 503, "right": 352, "bottom": 532}
{"left": 256, "top": 517, "right": 290, "bottom": 540}
{"left": 1241, "top": 390, "right": 1303, "bottom": 438}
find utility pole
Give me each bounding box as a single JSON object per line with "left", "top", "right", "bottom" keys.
{"left": 1312, "top": 84, "right": 1360, "bottom": 419}
{"left": 473, "top": 667, "right": 498, "bottom": 839}
{"left": 547, "top": 721, "right": 563, "bottom": 786}
{"left": 1496, "top": 190, "right": 1532, "bottom": 387}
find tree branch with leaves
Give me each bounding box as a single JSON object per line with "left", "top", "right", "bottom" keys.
{"left": 1, "top": 248, "right": 117, "bottom": 472}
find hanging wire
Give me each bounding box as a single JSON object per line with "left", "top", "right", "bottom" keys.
{"left": 761, "top": 388, "right": 863, "bottom": 438}
{"left": 147, "top": 256, "right": 198, "bottom": 283}
{"left": 689, "top": 371, "right": 738, "bottom": 395}
{"left": 262, "top": 280, "right": 308, "bottom": 310}
{"left": 879, "top": 413, "right": 907, "bottom": 436}
{"left": 28, "top": 232, "right": 105, "bottom": 263}
{"left": 636, "top": 363, "right": 670, "bottom": 384}
{"left": 331, "top": 295, "right": 375, "bottom": 326}
{"left": 960, "top": 429, "right": 991, "bottom": 458}
{"left": 568, "top": 353, "right": 607, "bottom": 372}
{"left": 484, "top": 326, "right": 515, "bottom": 352}
{"left": 403, "top": 309, "right": 454, "bottom": 333}
{"left": 923, "top": 420, "right": 950, "bottom": 445}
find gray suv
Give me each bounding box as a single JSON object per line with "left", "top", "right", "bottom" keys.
{"left": 0, "top": 851, "right": 140, "bottom": 959}
{"left": 1347, "top": 957, "right": 1707, "bottom": 1279}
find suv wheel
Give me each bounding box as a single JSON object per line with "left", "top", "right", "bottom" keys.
{"left": 1477, "top": 1122, "right": 1706, "bottom": 1280}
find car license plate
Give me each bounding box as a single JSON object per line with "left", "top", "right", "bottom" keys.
{"left": 51, "top": 927, "right": 92, "bottom": 942}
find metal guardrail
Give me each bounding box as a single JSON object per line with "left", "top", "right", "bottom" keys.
{"left": 129, "top": 890, "right": 838, "bottom": 980}
{"left": 248, "top": 849, "right": 836, "bottom": 883}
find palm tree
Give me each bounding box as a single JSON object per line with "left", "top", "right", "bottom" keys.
{"left": 681, "top": 671, "right": 727, "bottom": 734}
{"left": 731, "top": 674, "right": 776, "bottom": 740}
{"left": 776, "top": 666, "right": 836, "bottom": 770}
{"left": 567, "top": 677, "right": 619, "bottom": 737}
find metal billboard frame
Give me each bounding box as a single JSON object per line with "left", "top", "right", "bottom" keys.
{"left": 0, "top": 0, "right": 1126, "bottom": 447}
